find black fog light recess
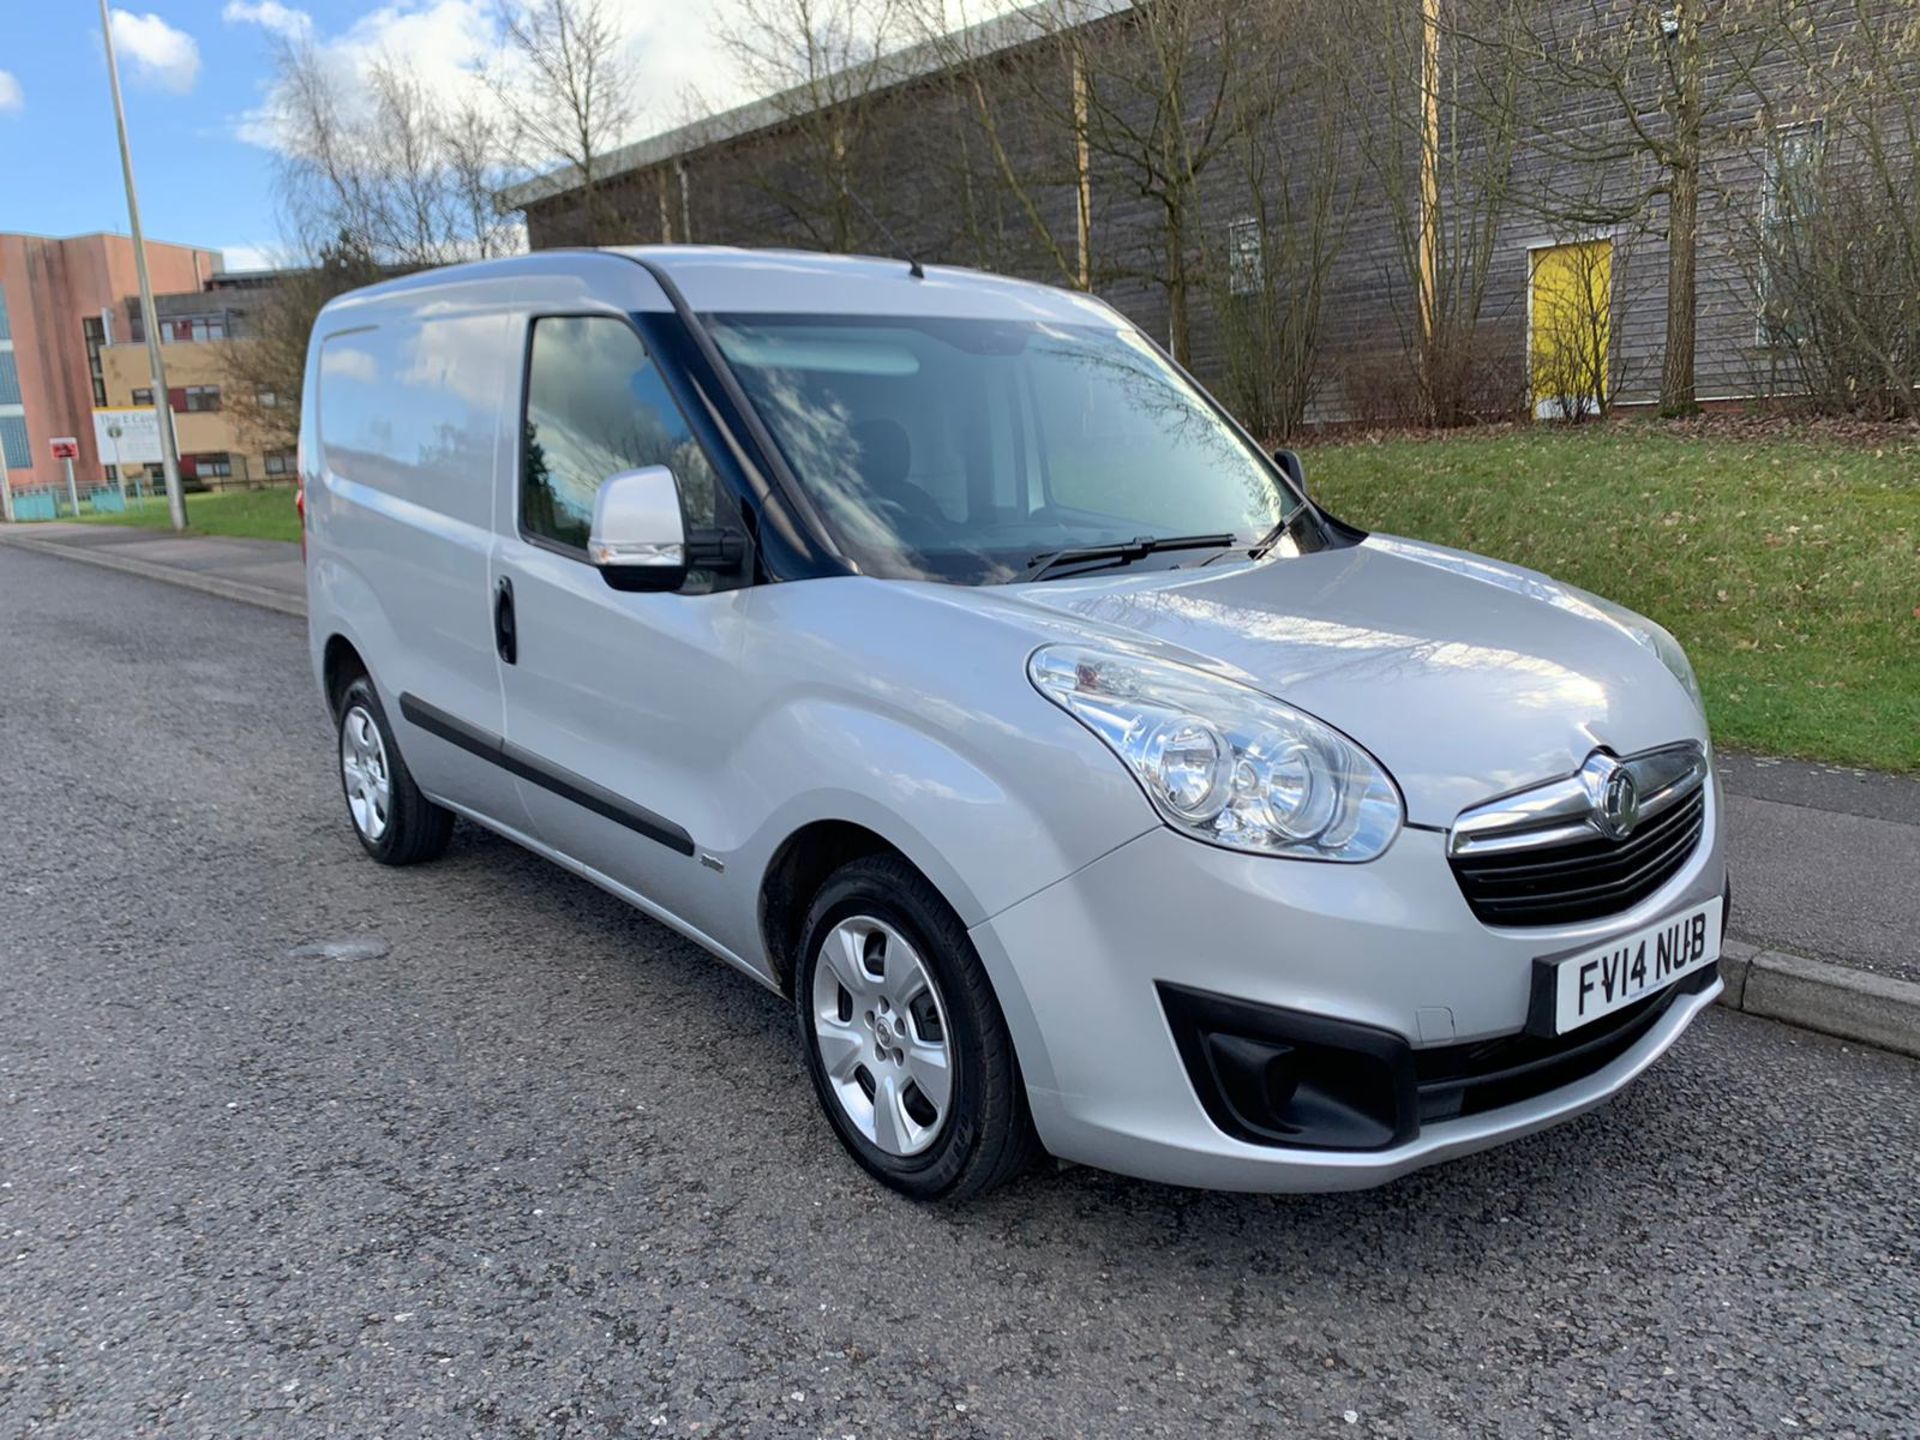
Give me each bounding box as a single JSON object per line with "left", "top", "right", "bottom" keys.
{"left": 1159, "top": 983, "right": 1417, "bottom": 1152}
{"left": 1263, "top": 1049, "right": 1300, "bottom": 1112}
{"left": 1203, "top": 1034, "right": 1300, "bottom": 1128}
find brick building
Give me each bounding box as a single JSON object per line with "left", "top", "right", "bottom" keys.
{"left": 0, "top": 231, "right": 219, "bottom": 498}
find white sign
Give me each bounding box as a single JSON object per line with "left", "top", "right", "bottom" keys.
{"left": 92, "top": 406, "right": 163, "bottom": 467}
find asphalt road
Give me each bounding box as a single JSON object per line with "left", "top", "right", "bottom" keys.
{"left": 2, "top": 545, "right": 1916, "bottom": 1440}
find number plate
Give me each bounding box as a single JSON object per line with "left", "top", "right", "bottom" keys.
{"left": 1529, "top": 899, "right": 1722, "bottom": 1036}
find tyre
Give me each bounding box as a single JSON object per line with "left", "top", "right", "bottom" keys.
{"left": 334, "top": 674, "right": 454, "bottom": 866}
{"left": 796, "top": 854, "right": 1040, "bottom": 1201}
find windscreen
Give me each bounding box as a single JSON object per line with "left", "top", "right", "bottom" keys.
{"left": 707, "top": 314, "right": 1297, "bottom": 583}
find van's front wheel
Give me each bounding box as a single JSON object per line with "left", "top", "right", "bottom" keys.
{"left": 796, "top": 855, "right": 1039, "bottom": 1201}
{"left": 335, "top": 675, "right": 453, "bottom": 866}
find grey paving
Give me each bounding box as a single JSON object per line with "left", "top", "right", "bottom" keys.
{"left": 1717, "top": 751, "right": 1920, "bottom": 828}
{"left": 2, "top": 543, "right": 1918, "bottom": 1438}
{"left": 0, "top": 522, "right": 305, "bottom": 605}
{"left": 1718, "top": 755, "right": 1920, "bottom": 986}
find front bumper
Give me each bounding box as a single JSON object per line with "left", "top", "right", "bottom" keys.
{"left": 969, "top": 801, "right": 1727, "bottom": 1193}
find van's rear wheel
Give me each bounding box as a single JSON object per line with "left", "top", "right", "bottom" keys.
{"left": 335, "top": 675, "right": 453, "bottom": 866}
{"left": 796, "top": 855, "right": 1039, "bottom": 1201}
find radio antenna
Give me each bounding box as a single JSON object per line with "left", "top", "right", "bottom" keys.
{"left": 845, "top": 189, "right": 925, "bottom": 279}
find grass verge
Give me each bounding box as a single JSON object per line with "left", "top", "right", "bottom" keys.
{"left": 1299, "top": 423, "right": 1920, "bottom": 772}
{"left": 78, "top": 487, "right": 302, "bottom": 544}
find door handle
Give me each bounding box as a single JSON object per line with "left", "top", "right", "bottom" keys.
{"left": 494, "top": 576, "right": 517, "bottom": 665}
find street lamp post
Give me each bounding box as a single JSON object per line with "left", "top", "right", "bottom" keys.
{"left": 97, "top": 0, "right": 187, "bottom": 531}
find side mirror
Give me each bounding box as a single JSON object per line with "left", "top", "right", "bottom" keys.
{"left": 589, "top": 466, "right": 687, "bottom": 593}
{"left": 1273, "top": 447, "right": 1308, "bottom": 498}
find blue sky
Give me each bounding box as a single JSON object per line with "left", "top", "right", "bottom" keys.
{"left": 0, "top": 4, "right": 345, "bottom": 267}
{"left": 0, "top": 3, "right": 746, "bottom": 271}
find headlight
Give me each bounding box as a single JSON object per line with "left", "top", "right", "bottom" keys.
{"left": 1028, "top": 645, "right": 1403, "bottom": 861}
{"left": 1586, "top": 595, "right": 1705, "bottom": 716}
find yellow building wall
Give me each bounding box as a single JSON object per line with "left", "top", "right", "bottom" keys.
{"left": 98, "top": 341, "right": 289, "bottom": 484}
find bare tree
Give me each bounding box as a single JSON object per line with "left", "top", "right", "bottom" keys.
{"left": 1341, "top": 0, "right": 1529, "bottom": 427}
{"left": 270, "top": 42, "right": 519, "bottom": 266}
{"left": 903, "top": 0, "right": 1353, "bottom": 417}
{"left": 1733, "top": 0, "right": 1920, "bottom": 416}
{"left": 494, "top": 0, "right": 641, "bottom": 245}
{"left": 219, "top": 238, "right": 386, "bottom": 461}
{"left": 903, "top": 0, "right": 1090, "bottom": 286}
{"left": 1202, "top": 0, "right": 1362, "bottom": 437}
{"left": 443, "top": 100, "right": 519, "bottom": 259}
{"left": 718, "top": 0, "right": 906, "bottom": 252}
{"left": 1021, "top": 0, "right": 1277, "bottom": 365}
{"left": 232, "top": 42, "right": 517, "bottom": 454}
{"left": 1472, "top": 0, "right": 1796, "bottom": 415}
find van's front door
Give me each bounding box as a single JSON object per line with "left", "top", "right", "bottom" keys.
{"left": 490, "top": 308, "right": 752, "bottom": 961}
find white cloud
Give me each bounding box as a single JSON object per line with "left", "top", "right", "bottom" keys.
{"left": 110, "top": 10, "right": 202, "bottom": 95}
{"left": 227, "top": 1, "right": 777, "bottom": 162}
{"left": 222, "top": 1, "right": 312, "bottom": 41}
{"left": 0, "top": 70, "right": 22, "bottom": 114}
{"left": 626, "top": 4, "right": 748, "bottom": 125}
{"left": 226, "top": 1, "right": 1025, "bottom": 173}
{"left": 321, "top": 344, "right": 379, "bottom": 384}
{"left": 233, "top": 0, "right": 496, "bottom": 152}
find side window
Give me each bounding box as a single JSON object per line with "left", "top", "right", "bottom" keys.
{"left": 317, "top": 316, "right": 506, "bottom": 529}
{"left": 521, "top": 315, "right": 720, "bottom": 553}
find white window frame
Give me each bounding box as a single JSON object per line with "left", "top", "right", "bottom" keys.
{"left": 1757, "top": 119, "right": 1825, "bottom": 349}
{"left": 1227, "top": 216, "right": 1264, "bottom": 298}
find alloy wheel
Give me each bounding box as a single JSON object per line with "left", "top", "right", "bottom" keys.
{"left": 340, "top": 704, "right": 393, "bottom": 842}
{"left": 810, "top": 915, "right": 953, "bottom": 1157}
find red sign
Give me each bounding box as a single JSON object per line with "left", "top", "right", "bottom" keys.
{"left": 49, "top": 437, "right": 80, "bottom": 460}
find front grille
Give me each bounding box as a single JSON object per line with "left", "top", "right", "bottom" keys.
{"left": 1450, "top": 785, "right": 1706, "bottom": 926}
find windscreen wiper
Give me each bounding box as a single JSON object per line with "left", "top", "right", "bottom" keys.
{"left": 1247, "top": 503, "right": 1318, "bottom": 561}
{"left": 1016, "top": 532, "right": 1238, "bottom": 585}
